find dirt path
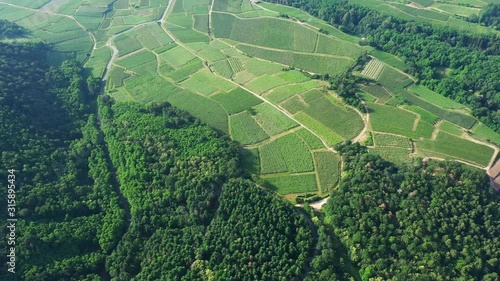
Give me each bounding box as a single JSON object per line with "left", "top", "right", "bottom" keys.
{"left": 295, "top": 197, "right": 329, "bottom": 210}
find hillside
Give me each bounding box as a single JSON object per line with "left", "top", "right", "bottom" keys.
{"left": 0, "top": 0, "right": 499, "bottom": 280}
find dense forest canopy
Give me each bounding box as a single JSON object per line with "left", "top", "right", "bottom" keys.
{"left": 265, "top": 0, "right": 500, "bottom": 132}
{"left": 469, "top": 4, "right": 500, "bottom": 30}
{"left": 322, "top": 143, "right": 500, "bottom": 280}
{"left": 0, "top": 36, "right": 125, "bottom": 280}
{"left": 99, "top": 99, "right": 314, "bottom": 280}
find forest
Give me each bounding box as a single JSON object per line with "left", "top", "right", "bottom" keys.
{"left": 265, "top": 0, "right": 500, "bottom": 132}
{"left": 99, "top": 99, "right": 314, "bottom": 280}
{"left": 318, "top": 142, "right": 500, "bottom": 280}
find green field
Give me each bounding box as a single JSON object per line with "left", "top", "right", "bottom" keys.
{"left": 265, "top": 81, "right": 322, "bottom": 103}
{"left": 294, "top": 112, "right": 344, "bottom": 146}
{"left": 168, "top": 91, "right": 229, "bottom": 133}
{"left": 237, "top": 44, "right": 355, "bottom": 76}
{"left": 211, "top": 88, "right": 262, "bottom": 114}
{"left": 260, "top": 133, "right": 314, "bottom": 174}
{"left": 229, "top": 111, "right": 269, "bottom": 144}
{"left": 472, "top": 123, "right": 500, "bottom": 145}
{"left": 439, "top": 121, "right": 463, "bottom": 136}
{"left": 313, "top": 151, "right": 341, "bottom": 193}
{"left": 368, "top": 103, "right": 434, "bottom": 138}
{"left": 416, "top": 132, "right": 494, "bottom": 167}
{"left": 253, "top": 103, "right": 298, "bottom": 136}
{"left": 296, "top": 128, "right": 325, "bottom": 150}
{"left": 302, "top": 96, "right": 364, "bottom": 140}
{"left": 361, "top": 59, "right": 385, "bottom": 80}
{"left": 373, "top": 133, "right": 412, "bottom": 148}
{"left": 361, "top": 84, "right": 393, "bottom": 104}
{"left": 377, "top": 65, "right": 413, "bottom": 90}
{"left": 408, "top": 85, "right": 465, "bottom": 109}
{"left": 369, "top": 147, "right": 412, "bottom": 166}
{"left": 263, "top": 173, "right": 318, "bottom": 195}
{"left": 370, "top": 49, "right": 408, "bottom": 71}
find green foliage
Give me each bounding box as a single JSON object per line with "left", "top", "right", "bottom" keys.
{"left": 324, "top": 149, "right": 500, "bottom": 280}
{"left": 0, "top": 41, "right": 124, "bottom": 280}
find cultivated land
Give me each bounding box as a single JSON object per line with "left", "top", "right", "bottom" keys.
{"left": 3, "top": 0, "right": 498, "bottom": 199}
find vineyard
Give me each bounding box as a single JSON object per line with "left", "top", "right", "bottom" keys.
{"left": 361, "top": 59, "right": 385, "bottom": 80}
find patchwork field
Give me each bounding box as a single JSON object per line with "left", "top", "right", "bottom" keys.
{"left": 8, "top": 0, "right": 497, "bottom": 199}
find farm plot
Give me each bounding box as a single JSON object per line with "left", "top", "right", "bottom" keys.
{"left": 181, "top": 68, "right": 234, "bottom": 95}
{"left": 377, "top": 65, "right": 413, "bottom": 91}
{"left": 211, "top": 88, "right": 262, "bottom": 114}
{"left": 212, "top": 13, "right": 318, "bottom": 52}
{"left": 296, "top": 128, "right": 325, "bottom": 150}
{"left": 361, "top": 59, "right": 385, "bottom": 80}
{"left": 373, "top": 133, "right": 412, "bottom": 148}
{"left": 123, "top": 74, "right": 179, "bottom": 103}
{"left": 368, "top": 103, "right": 434, "bottom": 138}
{"left": 168, "top": 91, "right": 229, "bottom": 133}
{"left": 416, "top": 131, "right": 494, "bottom": 167}
{"left": 315, "top": 34, "right": 365, "bottom": 58}
{"left": 244, "top": 58, "right": 283, "bottom": 76}
{"left": 229, "top": 111, "right": 269, "bottom": 144}
{"left": 361, "top": 84, "right": 393, "bottom": 104}
{"left": 253, "top": 103, "right": 298, "bottom": 136}
{"left": 408, "top": 85, "right": 465, "bottom": 109}
{"left": 164, "top": 59, "right": 204, "bottom": 82}
{"left": 245, "top": 74, "right": 289, "bottom": 95}
{"left": 265, "top": 80, "right": 322, "bottom": 103}
{"left": 439, "top": 121, "right": 463, "bottom": 136}
{"left": 237, "top": 44, "right": 354, "bottom": 76}
{"left": 370, "top": 49, "right": 408, "bottom": 71}
{"left": 403, "top": 105, "right": 440, "bottom": 124}
{"left": 472, "top": 123, "right": 500, "bottom": 145}
{"left": 302, "top": 96, "right": 364, "bottom": 140}
{"left": 278, "top": 70, "right": 310, "bottom": 83}
{"left": 369, "top": 147, "right": 412, "bottom": 166}
{"left": 115, "top": 49, "right": 156, "bottom": 69}
{"left": 396, "top": 89, "right": 476, "bottom": 129}
{"left": 228, "top": 57, "right": 244, "bottom": 73}
{"left": 159, "top": 45, "right": 197, "bottom": 68}
{"left": 294, "top": 112, "right": 344, "bottom": 146}
{"left": 313, "top": 151, "right": 341, "bottom": 193}
{"left": 212, "top": 60, "right": 233, "bottom": 78}
{"left": 260, "top": 133, "right": 314, "bottom": 174}
{"left": 115, "top": 34, "right": 144, "bottom": 57}
{"left": 263, "top": 174, "right": 318, "bottom": 195}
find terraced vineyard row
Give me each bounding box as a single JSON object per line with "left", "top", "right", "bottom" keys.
{"left": 361, "top": 59, "right": 384, "bottom": 80}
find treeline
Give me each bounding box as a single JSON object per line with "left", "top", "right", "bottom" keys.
{"left": 265, "top": 0, "right": 500, "bottom": 132}
{"left": 99, "top": 99, "right": 314, "bottom": 280}
{"left": 0, "top": 19, "right": 26, "bottom": 39}
{"left": 0, "top": 37, "right": 125, "bottom": 280}
{"left": 468, "top": 4, "right": 500, "bottom": 30}
{"left": 320, "top": 143, "right": 500, "bottom": 280}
